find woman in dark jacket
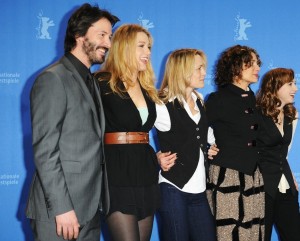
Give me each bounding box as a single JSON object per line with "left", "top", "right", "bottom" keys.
{"left": 256, "top": 68, "right": 300, "bottom": 241}
{"left": 206, "top": 45, "right": 265, "bottom": 241}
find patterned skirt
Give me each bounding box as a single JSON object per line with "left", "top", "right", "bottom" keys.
{"left": 206, "top": 164, "right": 265, "bottom": 241}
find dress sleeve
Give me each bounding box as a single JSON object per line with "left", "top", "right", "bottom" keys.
{"left": 205, "top": 92, "right": 220, "bottom": 125}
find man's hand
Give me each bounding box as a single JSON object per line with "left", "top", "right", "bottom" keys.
{"left": 157, "top": 151, "right": 177, "bottom": 171}
{"left": 56, "top": 210, "right": 80, "bottom": 240}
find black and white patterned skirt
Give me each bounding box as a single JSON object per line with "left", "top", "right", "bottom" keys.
{"left": 206, "top": 164, "right": 265, "bottom": 241}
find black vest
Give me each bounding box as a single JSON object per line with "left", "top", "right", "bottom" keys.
{"left": 156, "top": 98, "right": 208, "bottom": 188}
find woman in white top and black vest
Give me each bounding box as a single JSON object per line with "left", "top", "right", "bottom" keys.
{"left": 155, "top": 48, "right": 216, "bottom": 241}
{"left": 256, "top": 68, "right": 300, "bottom": 241}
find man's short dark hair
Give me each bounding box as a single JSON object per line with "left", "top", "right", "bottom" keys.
{"left": 64, "top": 3, "right": 119, "bottom": 53}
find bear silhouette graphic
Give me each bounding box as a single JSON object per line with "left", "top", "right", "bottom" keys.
{"left": 237, "top": 18, "right": 251, "bottom": 40}
{"left": 39, "top": 17, "right": 55, "bottom": 39}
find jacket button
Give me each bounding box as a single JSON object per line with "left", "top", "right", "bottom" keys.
{"left": 245, "top": 107, "right": 254, "bottom": 114}
{"left": 247, "top": 140, "right": 256, "bottom": 146}
{"left": 251, "top": 124, "right": 258, "bottom": 130}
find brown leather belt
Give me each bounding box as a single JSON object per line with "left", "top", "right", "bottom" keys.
{"left": 104, "top": 132, "right": 149, "bottom": 144}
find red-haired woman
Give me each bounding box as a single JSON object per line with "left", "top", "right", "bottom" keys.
{"left": 256, "top": 68, "right": 300, "bottom": 241}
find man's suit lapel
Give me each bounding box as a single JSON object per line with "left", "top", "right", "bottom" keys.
{"left": 94, "top": 81, "right": 105, "bottom": 139}
{"left": 61, "top": 57, "right": 102, "bottom": 137}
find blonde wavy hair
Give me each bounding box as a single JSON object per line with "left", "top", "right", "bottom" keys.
{"left": 159, "top": 48, "right": 207, "bottom": 105}
{"left": 99, "top": 24, "right": 159, "bottom": 103}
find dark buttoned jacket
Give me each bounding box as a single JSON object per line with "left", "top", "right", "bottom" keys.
{"left": 205, "top": 84, "right": 259, "bottom": 175}
{"left": 257, "top": 112, "right": 297, "bottom": 198}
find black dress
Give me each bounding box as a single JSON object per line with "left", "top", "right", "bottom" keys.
{"left": 257, "top": 111, "right": 300, "bottom": 241}
{"left": 96, "top": 76, "right": 160, "bottom": 220}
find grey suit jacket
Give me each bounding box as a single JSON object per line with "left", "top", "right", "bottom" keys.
{"left": 26, "top": 56, "right": 109, "bottom": 225}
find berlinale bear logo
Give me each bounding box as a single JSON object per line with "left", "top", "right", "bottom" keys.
{"left": 138, "top": 12, "right": 154, "bottom": 30}
{"left": 36, "top": 10, "right": 55, "bottom": 40}
{"left": 234, "top": 14, "right": 251, "bottom": 41}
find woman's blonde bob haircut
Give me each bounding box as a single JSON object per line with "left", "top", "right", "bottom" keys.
{"left": 100, "top": 24, "right": 159, "bottom": 103}
{"left": 159, "top": 48, "right": 207, "bottom": 104}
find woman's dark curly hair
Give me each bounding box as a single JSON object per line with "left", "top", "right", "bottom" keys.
{"left": 256, "top": 68, "right": 297, "bottom": 124}
{"left": 214, "top": 45, "right": 261, "bottom": 87}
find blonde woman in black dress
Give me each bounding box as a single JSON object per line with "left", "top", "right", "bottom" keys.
{"left": 94, "top": 24, "right": 160, "bottom": 241}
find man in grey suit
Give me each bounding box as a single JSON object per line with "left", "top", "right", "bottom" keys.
{"left": 26, "top": 3, "right": 119, "bottom": 240}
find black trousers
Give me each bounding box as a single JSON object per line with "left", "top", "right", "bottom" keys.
{"left": 265, "top": 189, "right": 300, "bottom": 241}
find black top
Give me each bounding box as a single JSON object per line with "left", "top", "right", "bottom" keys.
{"left": 95, "top": 73, "right": 158, "bottom": 187}
{"left": 205, "top": 84, "right": 259, "bottom": 175}
{"left": 257, "top": 111, "right": 297, "bottom": 198}
{"left": 156, "top": 98, "right": 208, "bottom": 188}
{"left": 65, "top": 53, "right": 100, "bottom": 119}
{"left": 65, "top": 52, "right": 89, "bottom": 81}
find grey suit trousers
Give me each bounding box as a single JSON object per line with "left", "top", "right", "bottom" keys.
{"left": 30, "top": 210, "right": 101, "bottom": 241}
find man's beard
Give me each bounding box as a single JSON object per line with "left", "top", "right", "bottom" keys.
{"left": 83, "top": 38, "right": 107, "bottom": 65}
